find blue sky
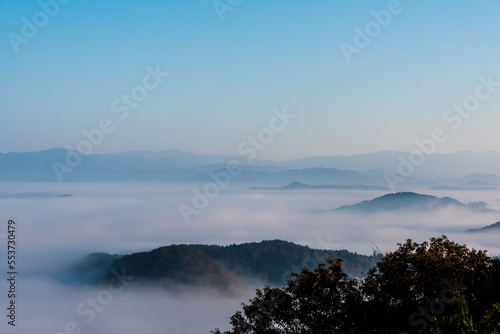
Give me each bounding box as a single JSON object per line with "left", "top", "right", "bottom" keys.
{"left": 1, "top": 0, "right": 499, "bottom": 160}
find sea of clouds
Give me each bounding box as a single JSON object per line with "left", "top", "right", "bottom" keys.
{"left": 0, "top": 182, "right": 499, "bottom": 333}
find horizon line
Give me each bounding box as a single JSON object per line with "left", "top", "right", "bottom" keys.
{"left": 1, "top": 147, "right": 500, "bottom": 162}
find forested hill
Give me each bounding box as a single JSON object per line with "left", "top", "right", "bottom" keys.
{"left": 335, "top": 192, "right": 494, "bottom": 213}
{"left": 97, "top": 244, "right": 244, "bottom": 290}
{"left": 190, "top": 240, "right": 376, "bottom": 284}
{"left": 96, "top": 240, "right": 377, "bottom": 289}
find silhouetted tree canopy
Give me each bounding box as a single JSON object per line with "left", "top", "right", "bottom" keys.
{"left": 212, "top": 236, "right": 500, "bottom": 334}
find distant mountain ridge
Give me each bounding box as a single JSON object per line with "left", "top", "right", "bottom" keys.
{"left": 0, "top": 149, "right": 388, "bottom": 185}
{"left": 250, "top": 182, "right": 389, "bottom": 191}
{"left": 335, "top": 192, "right": 494, "bottom": 213}
{"left": 275, "top": 150, "right": 500, "bottom": 178}
{"left": 466, "top": 221, "right": 500, "bottom": 233}
{"left": 1, "top": 148, "right": 500, "bottom": 184}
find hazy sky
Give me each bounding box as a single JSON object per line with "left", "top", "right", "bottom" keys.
{"left": 1, "top": 0, "right": 500, "bottom": 160}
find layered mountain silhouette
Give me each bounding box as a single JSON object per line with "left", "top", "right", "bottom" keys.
{"left": 249, "top": 182, "right": 388, "bottom": 191}
{"left": 278, "top": 150, "right": 500, "bottom": 178}
{"left": 466, "top": 221, "right": 500, "bottom": 233}
{"left": 433, "top": 173, "right": 500, "bottom": 188}
{"left": 89, "top": 240, "right": 377, "bottom": 290}
{"left": 431, "top": 177, "right": 498, "bottom": 191}
{"left": 334, "top": 192, "right": 494, "bottom": 213}
{"left": 0, "top": 148, "right": 387, "bottom": 185}
{"left": 2, "top": 149, "right": 500, "bottom": 186}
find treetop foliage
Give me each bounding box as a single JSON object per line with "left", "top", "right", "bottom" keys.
{"left": 213, "top": 236, "right": 500, "bottom": 334}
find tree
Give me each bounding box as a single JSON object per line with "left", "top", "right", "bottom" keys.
{"left": 434, "top": 297, "right": 500, "bottom": 333}
{"left": 212, "top": 258, "right": 361, "bottom": 334}
{"left": 213, "top": 236, "right": 500, "bottom": 334}
{"left": 362, "top": 236, "right": 500, "bottom": 333}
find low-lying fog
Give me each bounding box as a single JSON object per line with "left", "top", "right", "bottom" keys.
{"left": 1, "top": 182, "right": 499, "bottom": 333}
